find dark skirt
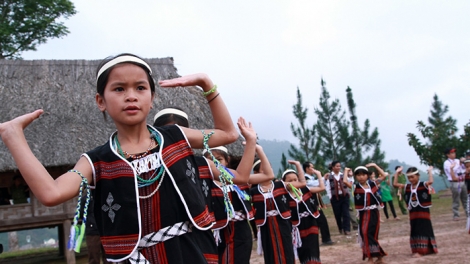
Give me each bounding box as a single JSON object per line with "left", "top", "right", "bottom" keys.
{"left": 260, "top": 215, "right": 295, "bottom": 264}
{"left": 297, "top": 216, "right": 321, "bottom": 264}
{"left": 359, "top": 209, "right": 387, "bottom": 260}
{"left": 409, "top": 206, "right": 438, "bottom": 255}
{"left": 219, "top": 220, "right": 253, "bottom": 264}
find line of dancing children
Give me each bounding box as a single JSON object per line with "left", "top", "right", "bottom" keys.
{"left": 0, "top": 53, "right": 441, "bottom": 264}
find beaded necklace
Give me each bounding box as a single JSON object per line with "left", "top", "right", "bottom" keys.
{"left": 113, "top": 128, "right": 165, "bottom": 189}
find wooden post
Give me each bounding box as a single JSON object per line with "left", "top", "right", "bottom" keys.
{"left": 61, "top": 220, "right": 76, "bottom": 264}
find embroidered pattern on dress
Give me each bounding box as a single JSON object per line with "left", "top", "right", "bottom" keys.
{"left": 310, "top": 198, "right": 315, "bottom": 204}
{"left": 282, "top": 195, "right": 287, "bottom": 204}
{"left": 186, "top": 160, "right": 196, "bottom": 184}
{"left": 101, "top": 192, "right": 121, "bottom": 223}
{"left": 421, "top": 192, "right": 428, "bottom": 199}
{"left": 202, "top": 180, "right": 209, "bottom": 197}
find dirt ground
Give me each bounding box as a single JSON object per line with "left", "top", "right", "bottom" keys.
{"left": 249, "top": 190, "right": 470, "bottom": 264}
{"left": 5, "top": 190, "right": 469, "bottom": 263}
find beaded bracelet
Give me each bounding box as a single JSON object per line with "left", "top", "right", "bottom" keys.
{"left": 208, "top": 93, "right": 220, "bottom": 103}
{"left": 67, "top": 169, "right": 90, "bottom": 253}
{"left": 202, "top": 85, "right": 217, "bottom": 97}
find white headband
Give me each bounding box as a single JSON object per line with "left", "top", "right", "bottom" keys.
{"left": 282, "top": 169, "right": 297, "bottom": 179}
{"left": 252, "top": 160, "right": 261, "bottom": 171}
{"left": 354, "top": 166, "right": 369, "bottom": 173}
{"left": 202, "top": 146, "right": 228, "bottom": 156}
{"left": 406, "top": 169, "right": 420, "bottom": 176}
{"left": 465, "top": 160, "right": 470, "bottom": 164}
{"left": 96, "top": 55, "right": 152, "bottom": 81}
{"left": 154, "top": 108, "right": 189, "bottom": 122}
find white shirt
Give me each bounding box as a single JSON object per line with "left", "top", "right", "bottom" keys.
{"left": 305, "top": 173, "right": 318, "bottom": 188}
{"left": 443, "top": 159, "right": 465, "bottom": 181}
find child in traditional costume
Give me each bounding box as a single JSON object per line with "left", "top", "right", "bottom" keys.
{"left": 283, "top": 162, "right": 324, "bottom": 264}
{"left": 204, "top": 144, "right": 274, "bottom": 264}
{"left": 251, "top": 157, "right": 304, "bottom": 264}
{"left": 393, "top": 166, "right": 438, "bottom": 257}
{"left": 0, "top": 53, "right": 250, "bottom": 264}
{"left": 153, "top": 107, "right": 256, "bottom": 264}
{"left": 344, "top": 164, "right": 387, "bottom": 264}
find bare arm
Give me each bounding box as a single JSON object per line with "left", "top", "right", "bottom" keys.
{"left": 159, "top": 74, "right": 238, "bottom": 148}
{"left": 343, "top": 167, "right": 352, "bottom": 188}
{"left": 285, "top": 160, "right": 307, "bottom": 189}
{"left": 248, "top": 145, "right": 275, "bottom": 184}
{"left": 309, "top": 170, "right": 325, "bottom": 193}
{"left": 393, "top": 166, "right": 405, "bottom": 188}
{"left": 426, "top": 166, "right": 434, "bottom": 186}
{"left": 0, "top": 110, "right": 92, "bottom": 206}
{"left": 366, "top": 163, "right": 386, "bottom": 182}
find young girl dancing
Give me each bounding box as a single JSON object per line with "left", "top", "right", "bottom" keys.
{"left": 283, "top": 162, "right": 324, "bottom": 264}
{"left": 203, "top": 143, "right": 274, "bottom": 264}
{"left": 251, "top": 157, "right": 304, "bottom": 264}
{"left": 153, "top": 107, "right": 257, "bottom": 264}
{"left": 393, "top": 166, "right": 438, "bottom": 257}
{"left": 0, "top": 53, "right": 248, "bottom": 263}
{"left": 344, "top": 164, "right": 387, "bottom": 264}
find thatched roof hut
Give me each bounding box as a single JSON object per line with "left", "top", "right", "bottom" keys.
{"left": 0, "top": 58, "right": 243, "bottom": 173}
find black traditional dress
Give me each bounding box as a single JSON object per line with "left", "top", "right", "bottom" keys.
{"left": 288, "top": 186, "right": 321, "bottom": 264}
{"left": 211, "top": 183, "right": 253, "bottom": 264}
{"left": 405, "top": 181, "right": 438, "bottom": 255}
{"left": 84, "top": 125, "right": 215, "bottom": 263}
{"left": 354, "top": 180, "right": 387, "bottom": 260}
{"left": 251, "top": 181, "right": 294, "bottom": 264}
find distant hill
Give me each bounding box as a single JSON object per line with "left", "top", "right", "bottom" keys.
{"left": 258, "top": 139, "right": 449, "bottom": 193}
{"left": 258, "top": 139, "right": 291, "bottom": 174}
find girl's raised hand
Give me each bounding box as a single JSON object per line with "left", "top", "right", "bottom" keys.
{"left": 427, "top": 166, "right": 434, "bottom": 173}
{"left": 237, "top": 117, "right": 256, "bottom": 142}
{"left": 0, "top": 110, "right": 44, "bottom": 139}
{"left": 158, "top": 73, "right": 213, "bottom": 90}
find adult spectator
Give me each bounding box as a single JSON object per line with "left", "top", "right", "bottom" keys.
{"left": 303, "top": 162, "right": 334, "bottom": 245}
{"left": 325, "top": 161, "right": 351, "bottom": 235}
{"left": 443, "top": 147, "right": 468, "bottom": 221}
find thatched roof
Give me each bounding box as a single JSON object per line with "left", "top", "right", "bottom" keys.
{"left": 0, "top": 58, "right": 243, "bottom": 172}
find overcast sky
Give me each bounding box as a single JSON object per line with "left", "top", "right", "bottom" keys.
{"left": 22, "top": 0, "right": 470, "bottom": 168}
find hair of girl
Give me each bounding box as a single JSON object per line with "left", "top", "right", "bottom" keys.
{"left": 406, "top": 167, "right": 420, "bottom": 176}
{"left": 95, "top": 53, "right": 156, "bottom": 120}
{"left": 281, "top": 169, "right": 297, "bottom": 181}
{"left": 96, "top": 53, "right": 155, "bottom": 96}
{"left": 353, "top": 166, "right": 369, "bottom": 176}
{"left": 153, "top": 107, "right": 189, "bottom": 127}
{"left": 252, "top": 158, "right": 261, "bottom": 173}
{"left": 228, "top": 156, "right": 242, "bottom": 170}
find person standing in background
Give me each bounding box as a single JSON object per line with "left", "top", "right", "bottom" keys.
{"left": 303, "top": 162, "right": 334, "bottom": 245}
{"left": 325, "top": 161, "right": 351, "bottom": 235}
{"left": 443, "top": 148, "right": 468, "bottom": 221}
{"left": 393, "top": 166, "right": 408, "bottom": 215}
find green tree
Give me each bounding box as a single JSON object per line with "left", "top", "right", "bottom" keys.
{"left": 344, "top": 87, "right": 387, "bottom": 170}
{"left": 314, "top": 78, "right": 349, "bottom": 163}
{"left": 0, "top": 0, "right": 76, "bottom": 59}
{"left": 287, "top": 87, "right": 319, "bottom": 165}
{"left": 407, "top": 94, "right": 460, "bottom": 183}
